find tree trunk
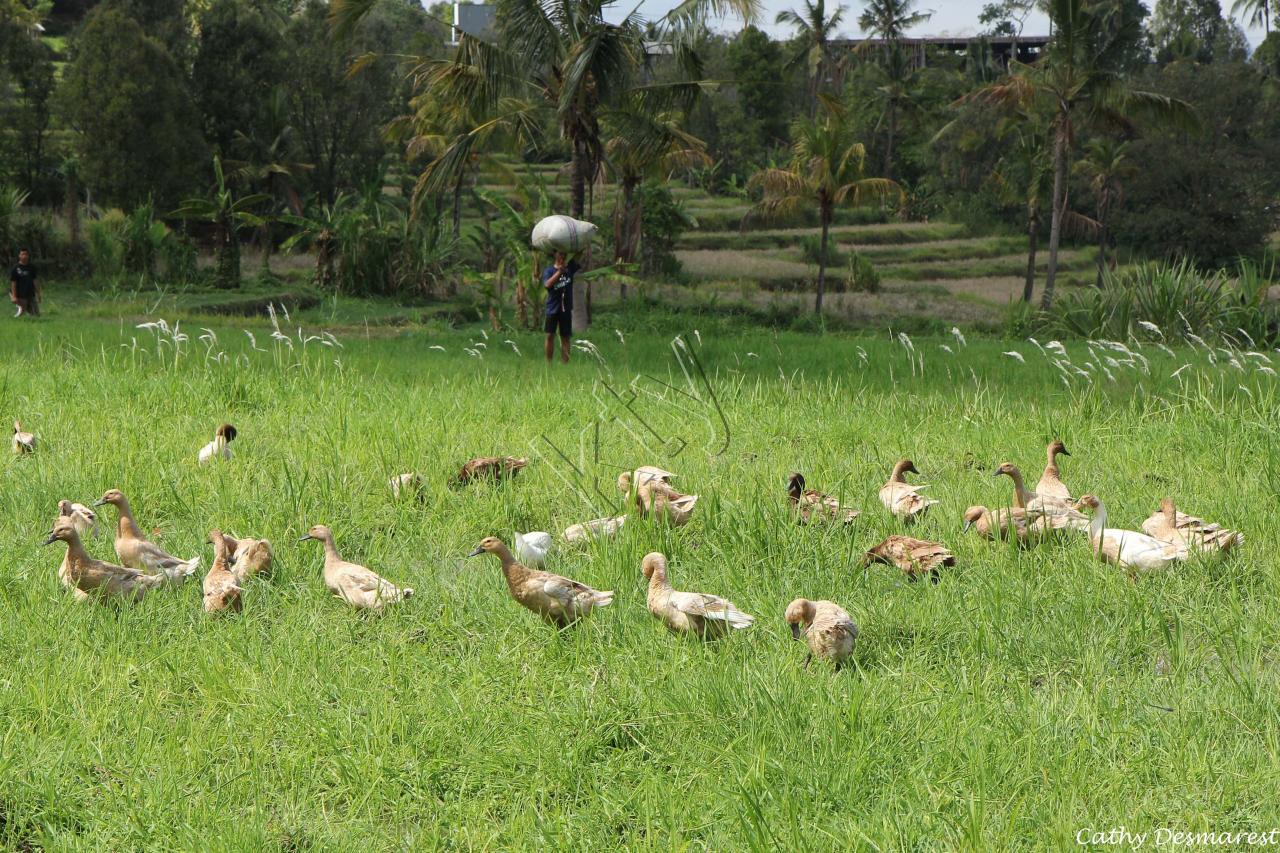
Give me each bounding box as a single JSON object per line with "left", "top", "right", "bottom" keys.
{"left": 216, "top": 218, "right": 240, "bottom": 290}
{"left": 451, "top": 174, "right": 463, "bottom": 239}
{"left": 885, "top": 100, "right": 897, "bottom": 180}
{"left": 1095, "top": 204, "right": 1108, "bottom": 289}
{"left": 570, "top": 137, "right": 588, "bottom": 330}
{"left": 815, "top": 206, "right": 830, "bottom": 314}
{"left": 65, "top": 171, "right": 80, "bottom": 247}
{"left": 1023, "top": 204, "right": 1038, "bottom": 303}
{"left": 1041, "top": 125, "right": 1068, "bottom": 312}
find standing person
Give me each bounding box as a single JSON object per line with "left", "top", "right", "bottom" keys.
{"left": 9, "top": 249, "right": 38, "bottom": 317}
{"left": 542, "top": 250, "right": 579, "bottom": 363}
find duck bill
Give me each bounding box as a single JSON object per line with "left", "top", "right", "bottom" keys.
{"left": 41, "top": 532, "right": 57, "bottom": 546}
{"left": 297, "top": 534, "right": 314, "bottom": 542}
{"left": 92, "top": 498, "right": 108, "bottom": 506}
{"left": 962, "top": 520, "right": 973, "bottom": 533}
{"left": 990, "top": 470, "right": 1002, "bottom": 478}
{"left": 789, "top": 623, "right": 801, "bottom": 640}
{"left": 1059, "top": 447, "right": 1071, "bottom": 457}
{"left": 467, "top": 546, "right": 484, "bottom": 557}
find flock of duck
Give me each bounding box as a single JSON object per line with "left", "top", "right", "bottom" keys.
{"left": 18, "top": 418, "right": 1245, "bottom": 669}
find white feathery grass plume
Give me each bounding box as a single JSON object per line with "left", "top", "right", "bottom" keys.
{"left": 244, "top": 330, "right": 266, "bottom": 352}
{"left": 693, "top": 329, "right": 701, "bottom": 346}
{"left": 897, "top": 332, "right": 915, "bottom": 352}
{"left": 1045, "top": 340, "right": 1067, "bottom": 356}
{"left": 504, "top": 339, "right": 522, "bottom": 356}
{"left": 1239, "top": 384, "right": 1254, "bottom": 398}
{"left": 1002, "top": 351, "right": 1025, "bottom": 363}
{"left": 938, "top": 344, "right": 953, "bottom": 354}
{"left": 746, "top": 352, "right": 758, "bottom": 358}
{"left": 1027, "top": 337, "right": 1045, "bottom": 355}
{"left": 856, "top": 346, "right": 868, "bottom": 364}
{"left": 1137, "top": 320, "right": 1163, "bottom": 337}
{"left": 1171, "top": 364, "right": 1191, "bottom": 378}
{"left": 480, "top": 329, "right": 489, "bottom": 340}
{"left": 615, "top": 329, "right": 625, "bottom": 344}
{"left": 1255, "top": 365, "right": 1276, "bottom": 376}
{"left": 429, "top": 345, "right": 445, "bottom": 352}
{"left": 1246, "top": 350, "right": 1272, "bottom": 363}
{"left": 1154, "top": 342, "right": 1176, "bottom": 358}
{"left": 464, "top": 348, "right": 483, "bottom": 359}
{"left": 950, "top": 327, "right": 966, "bottom": 347}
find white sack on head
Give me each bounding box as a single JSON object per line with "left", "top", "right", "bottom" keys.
{"left": 531, "top": 215, "right": 598, "bottom": 253}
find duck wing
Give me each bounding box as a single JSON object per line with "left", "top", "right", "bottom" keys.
{"left": 669, "top": 590, "right": 753, "bottom": 628}
{"left": 542, "top": 573, "right": 613, "bottom": 608}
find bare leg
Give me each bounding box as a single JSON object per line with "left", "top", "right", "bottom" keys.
{"left": 560, "top": 336, "right": 570, "bottom": 363}
{"left": 545, "top": 333, "right": 555, "bottom": 362}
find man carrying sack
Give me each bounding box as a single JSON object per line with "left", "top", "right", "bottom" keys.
{"left": 542, "top": 250, "right": 579, "bottom": 363}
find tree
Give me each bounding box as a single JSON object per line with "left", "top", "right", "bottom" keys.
{"left": 285, "top": 1, "right": 400, "bottom": 204}
{"left": 2, "top": 29, "right": 56, "bottom": 201}
{"left": 857, "top": 0, "right": 932, "bottom": 179}
{"left": 173, "top": 157, "right": 271, "bottom": 289}
{"left": 726, "top": 26, "right": 791, "bottom": 149}
{"left": 969, "top": 0, "right": 1195, "bottom": 311}
{"left": 775, "top": 0, "right": 847, "bottom": 108}
{"left": 603, "top": 104, "right": 709, "bottom": 298}
{"left": 192, "top": 0, "right": 288, "bottom": 157}
{"left": 990, "top": 111, "right": 1052, "bottom": 303}
{"left": 1075, "top": 136, "right": 1134, "bottom": 286}
{"left": 749, "top": 98, "right": 900, "bottom": 314}
{"left": 59, "top": 5, "right": 206, "bottom": 208}
{"left": 1231, "top": 0, "right": 1270, "bottom": 34}
{"left": 1151, "top": 0, "right": 1227, "bottom": 62}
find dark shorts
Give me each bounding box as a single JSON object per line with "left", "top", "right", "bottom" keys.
{"left": 544, "top": 311, "right": 571, "bottom": 337}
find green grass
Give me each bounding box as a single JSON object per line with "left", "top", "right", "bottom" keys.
{"left": 678, "top": 222, "right": 970, "bottom": 251}
{"left": 1, "top": 303, "right": 1277, "bottom": 849}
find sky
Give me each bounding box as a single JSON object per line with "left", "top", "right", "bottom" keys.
{"left": 630, "top": 0, "right": 1266, "bottom": 45}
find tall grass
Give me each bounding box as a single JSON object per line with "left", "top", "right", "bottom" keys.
{"left": 0, "top": 314, "right": 1277, "bottom": 848}
{"left": 1048, "top": 258, "right": 1278, "bottom": 344}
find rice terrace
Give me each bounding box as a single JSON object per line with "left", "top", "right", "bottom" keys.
{"left": 2, "top": 0, "right": 1280, "bottom": 848}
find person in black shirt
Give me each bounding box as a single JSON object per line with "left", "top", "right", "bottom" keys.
{"left": 542, "top": 250, "right": 579, "bottom": 363}
{"left": 10, "top": 249, "right": 38, "bottom": 317}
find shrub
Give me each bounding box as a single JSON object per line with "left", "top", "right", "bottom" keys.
{"left": 799, "top": 234, "right": 844, "bottom": 269}
{"left": 845, "top": 251, "right": 880, "bottom": 293}
{"left": 637, "top": 182, "right": 693, "bottom": 278}
{"left": 85, "top": 209, "right": 127, "bottom": 278}
{"left": 1043, "top": 258, "right": 1278, "bottom": 344}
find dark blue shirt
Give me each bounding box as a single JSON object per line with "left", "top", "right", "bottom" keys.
{"left": 542, "top": 260, "right": 579, "bottom": 315}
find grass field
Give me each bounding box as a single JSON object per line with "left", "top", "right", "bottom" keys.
{"left": 2, "top": 308, "right": 1278, "bottom": 850}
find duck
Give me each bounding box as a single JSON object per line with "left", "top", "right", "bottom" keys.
{"left": 44, "top": 517, "right": 188, "bottom": 603}
{"left": 1074, "top": 495, "right": 1188, "bottom": 575}
{"left": 93, "top": 489, "right": 201, "bottom": 578}
{"left": 563, "top": 515, "right": 627, "bottom": 543}
{"left": 863, "top": 535, "right": 955, "bottom": 583}
{"left": 878, "top": 459, "right": 938, "bottom": 522}
{"left": 1035, "top": 439, "right": 1073, "bottom": 500}
{"left": 961, "top": 505, "right": 1046, "bottom": 544}
{"left": 299, "top": 524, "right": 413, "bottom": 610}
{"left": 12, "top": 420, "right": 35, "bottom": 454}
{"left": 513, "top": 530, "right": 553, "bottom": 567}
{"left": 197, "top": 423, "right": 237, "bottom": 465}
{"left": 616, "top": 466, "right": 676, "bottom": 494}
{"left": 641, "top": 552, "right": 754, "bottom": 639}
{"left": 634, "top": 480, "right": 699, "bottom": 527}
{"left": 992, "top": 462, "right": 1089, "bottom": 533}
{"left": 222, "top": 532, "right": 274, "bottom": 581}
{"left": 469, "top": 536, "right": 612, "bottom": 627}
{"left": 1139, "top": 498, "right": 1243, "bottom": 556}
{"left": 787, "top": 472, "right": 859, "bottom": 524}
{"left": 390, "top": 472, "right": 424, "bottom": 500}
{"left": 203, "top": 529, "right": 244, "bottom": 614}
{"left": 452, "top": 456, "right": 527, "bottom": 487}
{"left": 784, "top": 598, "right": 858, "bottom": 668}
{"left": 57, "top": 499, "right": 100, "bottom": 539}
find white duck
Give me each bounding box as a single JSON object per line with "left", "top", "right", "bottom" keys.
{"left": 58, "top": 500, "right": 100, "bottom": 539}
{"left": 299, "top": 524, "right": 413, "bottom": 611}
{"left": 513, "top": 531, "right": 553, "bottom": 567}
{"left": 12, "top": 420, "right": 35, "bottom": 454}
{"left": 563, "top": 515, "right": 627, "bottom": 543}
{"left": 1075, "top": 494, "right": 1188, "bottom": 575}
{"left": 197, "top": 423, "right": 237, "bottom": 464}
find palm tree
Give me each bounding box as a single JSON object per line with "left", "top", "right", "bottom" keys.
{"left": 1075, "top": 136, "right": 1134, "bottom": 288}
{"left": 858, "top": 0, "right": 932, "bottom": 43}
{"left": 775, "top": 0, "right": 848, "bottom": 109}
{"left": 603, "top": 104, "right": 710, "bottom": 299}
{"left": 1232, "top": 0, "right": 1271, "bottom": 35}
{"left": 989, "top": 112, "right": 1052, "bottom": 304}
{"left": 857, "top": 0, "right": 931, "bottom": 179}
{"left": 969, "top": 0, "right": 1196, "bottom": 311}
{"left": 172, "top": 157, "right": 271, "bottom": 289}
{"left": 749, "top": 98, "right": 901, "bottom": 314}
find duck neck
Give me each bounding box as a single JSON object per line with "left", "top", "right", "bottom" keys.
{"left": 319, "top": 535, "right": 342, "bottom": 566}
{"left": 1088, "top": 504, "right": 1108, "bottom": 544}
{"left": 1004, "top": 469, "right": 1032, "bottom": 509}
{"left": 63, "top": 535, "right": 92, "bottom": 573}
{"left": 890, "top": 462, "right": 911, "bottom": 483}
{"left": 495, "top": 545, "right": 532, "bottom": 593}
{"left": 1044, "top": 446, "right": 1060, "bottom": 477}
{"left": 115, "top": 499, "right": 144, "bottom": 539}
